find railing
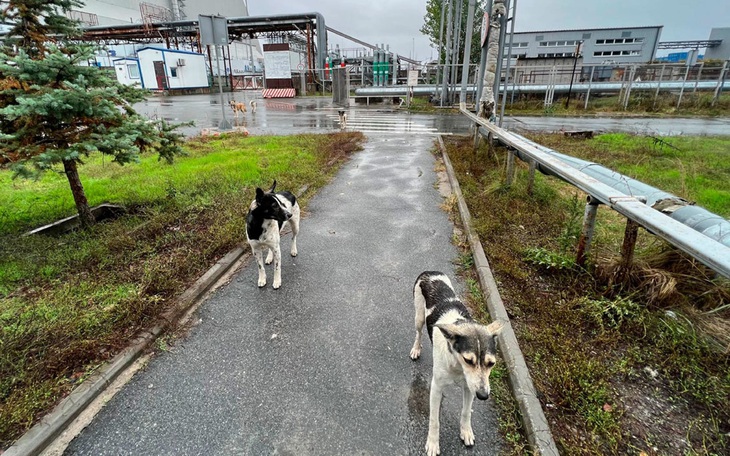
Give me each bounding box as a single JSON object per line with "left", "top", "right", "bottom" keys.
{"left": 459, "top": 105, "right": 730, "bottom": 279}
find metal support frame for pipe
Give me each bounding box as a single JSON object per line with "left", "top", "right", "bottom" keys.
{"left": 499, "top": 0, "right": 516, "bottom": 127}
{"left": 459, "top": 0, "right": 477, "bottom": 104}
{"left": 461, "top": 105, "right": 730, "bottom": 279}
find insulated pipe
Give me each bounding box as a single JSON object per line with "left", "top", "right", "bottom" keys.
{"left": 354, "top": 80, "right": 727, "bottom": 96}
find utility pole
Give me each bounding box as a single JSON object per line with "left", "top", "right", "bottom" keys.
{"left": 565, "top": 41, "right": 582, "bottom": 109}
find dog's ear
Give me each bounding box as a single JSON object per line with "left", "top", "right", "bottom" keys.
{"left": 255, "top": 187, "right": 265, "bottom": 201}
{"left": 269, "top": 180, "right": 277, "bottom": 193}
{"left": 486, "top": 320, "right": 504, "bottom": 337}
{"left": 435, "top": 323, "right": 461, "bottom": 342}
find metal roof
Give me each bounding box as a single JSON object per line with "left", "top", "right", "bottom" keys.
{"left": 513, "top": 25, "right": 663, "bottom": 35}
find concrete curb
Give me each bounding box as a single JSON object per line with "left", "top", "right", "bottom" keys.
{"left": 437, "top": 136, "right": 560, "bottom": 456}
{"left": 4, "top": 246, "right": 247, "bottom": 456}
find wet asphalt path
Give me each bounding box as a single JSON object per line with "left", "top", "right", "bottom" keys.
{"left": 65, "top": 131, "right": 505, "bottom": 454}
{"left": 132, "top": 92, "right": 730, "bottom": 137}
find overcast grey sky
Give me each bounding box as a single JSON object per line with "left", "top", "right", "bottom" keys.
{"left": 247, "top": 0, "right": 730, "bottom": 60}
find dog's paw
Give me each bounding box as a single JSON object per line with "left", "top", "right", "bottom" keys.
{"left": 409, "top": 347, "right": 421, "bottom": 360}
{"left": 257, "top": 278, "right": 266, "bottom": 288}
{"left": 425, "top": 437, "right": 440, "bottom": 456}
{"left": 272, "top": 279, "right": 281, "bottom": 290}
{"left": 265, "top": 256, "right": 273, "bottom": 265}
{"left": 460, "top": 425, "right": 475, "bottom": 447}
{"left": 290, "top": 249, "right": 297, "bottom": 257}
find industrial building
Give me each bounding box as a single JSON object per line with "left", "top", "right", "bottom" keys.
{"left": 73, "top": 0, "right": 263, "bottom": 81}
{"left": 504, "top": 25, "right": 663, "bottom": 66}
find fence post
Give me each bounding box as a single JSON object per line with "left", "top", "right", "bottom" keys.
{"left": 576, "top": 196, "right": 600, "bottom": 266}
{"left": 693, "top": 62, "right": 704, "bottom": 93}
{"left": 677, "top": 64, "right": 691, "bottom": 108}
{"left": 623, "top": 65, "right": 636, "bottom": 110}
{"left": 653, "top": 64, "right": 665, "bottom": 109}
{"left": 584, "top": 66, "right": 595, "bottom": 110}
{"left": 712, "top": 60, "right": 728, "bottom": 106}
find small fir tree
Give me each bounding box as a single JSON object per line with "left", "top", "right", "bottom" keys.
{"left": 0, "top": 0, "right": 184, "bottom": 227}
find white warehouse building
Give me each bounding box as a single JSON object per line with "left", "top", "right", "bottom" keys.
{"left": 505, "top": 26, "right": 663, "bottom": 66}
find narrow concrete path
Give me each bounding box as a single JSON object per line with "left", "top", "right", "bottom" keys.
{"left": 65, "top": 133, "right": 504, "bottom": 455}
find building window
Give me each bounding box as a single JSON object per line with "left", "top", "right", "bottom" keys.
{"left": 582, "top": 33, "right": 592, "bottom": 39}
{"left": 170, "top": 67, "right": 178, "bottom": 77}
{"left": 593, "top": 50, "right": 641, "bottom": 57}
{"left": 127, "top": 64, "right": 139, "bottom": 79}
{"left": 622, "top": 31, "right": 632, "bottom": 37}
{"left": 596, "top": 37, "right": 644, "bottom": 45}
{"left": 538, "top": 40, "right": 579, "bottom": 47}
{"left": 538, "top": 52, "right": 576, "bottom": 58}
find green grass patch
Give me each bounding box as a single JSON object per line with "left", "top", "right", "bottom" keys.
{"left": 0, "top": 131, "right": 365, "bottom": 448}
{"left": 527, "top": 133, "right": 730, "bottom": 218}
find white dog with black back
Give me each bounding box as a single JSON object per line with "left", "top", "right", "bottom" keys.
{"left": 245, "top": 180, "right": 300, "bottom": 289}
{"left": 410, "top": 271, "right": 504, "bottom": 456}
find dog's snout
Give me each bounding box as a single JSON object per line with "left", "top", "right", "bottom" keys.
{"left": 475, "top": 390, "right": 490, "bottom": 401}
{"left": 285, "top": 211, "right": 292, "bottom": 220}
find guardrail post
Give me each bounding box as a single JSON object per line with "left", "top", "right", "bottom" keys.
{"left": 473, "top": 123, "right": 481, "bottom": 150}
{"left": 616, "top": 218, "right": 640, "bottom": 284}
{"left": 505, "top": 148, "right": 516, "bottom": 187}
{"left": 527, "top": 159, "right": 536, "bottom": 195}
{"left": 576, "top": 196, "right": 600, "bottom": 266}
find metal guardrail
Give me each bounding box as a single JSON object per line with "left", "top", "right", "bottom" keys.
{"left": 460, "top": 106, "right": 730, "bottom": 279}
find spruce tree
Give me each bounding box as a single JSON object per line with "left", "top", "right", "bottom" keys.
{"left": 0, "top": 0, "right": 184, "bottom": 228}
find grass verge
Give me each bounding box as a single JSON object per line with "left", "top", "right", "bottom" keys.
{"left": 444, "top": 132, "right": 729, "bottom": 454}
{"left": 0, "top": 131, "right": 366, "bottom": 449}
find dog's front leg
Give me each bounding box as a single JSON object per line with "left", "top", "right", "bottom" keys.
{"left": 460, "top": 383, "right": 476, "bottom": 447}
{"left": 426, "top": 380, "right": 443, "bottom": 456}
{"left": 272, "top": 245, "right": 282, "bottom": 289}
{"left": 253, "top": 247, "right": 267, "bottom": 287}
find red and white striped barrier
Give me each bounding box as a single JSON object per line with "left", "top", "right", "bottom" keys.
{"left": 262, "top": 88, "right": 296, "bottom": 98}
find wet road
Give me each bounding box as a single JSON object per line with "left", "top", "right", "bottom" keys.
{"left": 65, "top": 112, "right": 504, "bottom": 454}
{"left": 132, "top": 92, "right": 730, "bottom": 137}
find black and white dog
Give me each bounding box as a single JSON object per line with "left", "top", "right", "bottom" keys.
{"left": 245, "top": 180, "right": 300, "bottom": 289}
{"left": 410, "top": 271, "right": 504, "bottom": 456}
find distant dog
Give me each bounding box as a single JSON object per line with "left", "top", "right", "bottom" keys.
{"left": 230, "top": 100, "right": 247, "bottom": 117}
{"left": 410, "top": 271, "right": 504, "bottom": 456}
{"left": 246, "top": 180, "right": 300, "bottom": 289}
{"left": 337, "top": 110, "right": 347, "bottom": 129}
{"left": 249, "top": 100, "right": 257, "bottom": 113}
